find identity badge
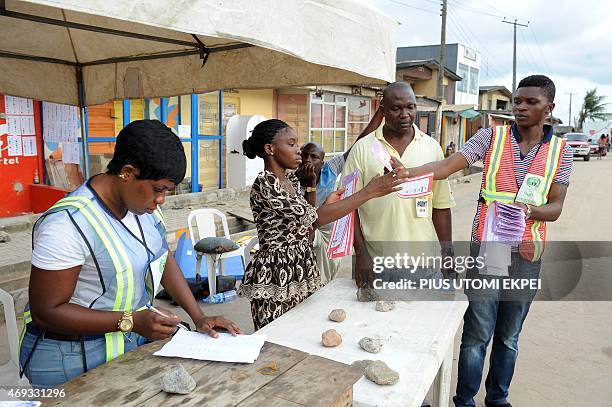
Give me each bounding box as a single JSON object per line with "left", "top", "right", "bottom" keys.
{"left": 416, "top": 197, "right": 429, "bottom": 218}
{"left": 516, "top": 173, "right": 545, "bottom": 206}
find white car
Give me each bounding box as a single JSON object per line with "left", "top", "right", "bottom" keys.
{"left": 564, "top": 133, "right": 591, "bottom": 161}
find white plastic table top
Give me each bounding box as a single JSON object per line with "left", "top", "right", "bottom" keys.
{"left": 257, "top": 278, "right": 468, "bottom": 407}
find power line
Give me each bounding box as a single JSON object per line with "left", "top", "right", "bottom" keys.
{"left": 528, "top": 24, "right": 552, "bottom": 72}
{"left": 518, "top": 27, "right": 544, "bottom": 73}
{"left": 387, "top": 0, "right": 439, "bottom": 15}
{"left": 447, "top": 12, "right": 506, "bottom": 81}
{"left": 472, "top": 0, "right": 521, "bottom": 20}
{"left": 447, "top": 0, "right": 505, "bottom": 19}
{"left": 502, "top": 19, "right": 529, "bottom": 93}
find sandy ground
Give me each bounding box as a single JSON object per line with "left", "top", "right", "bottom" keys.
{"left": 2, "top": 155, "right": 610, "bottom": 405}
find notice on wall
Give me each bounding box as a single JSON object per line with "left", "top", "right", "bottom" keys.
{"left": 4, "top": 96, "right": 33, "bottom": 116}
{"left": 22, "top": 136, "right": 38, "bottom": 157}
{"left": 4, "top": 96, "right": 36, "bottom": 143}
{"left": 7, "top": 135, "right": 23, "bottom": 156}
{"left": 178, "top": 124, "right": 191, "bottom": 138}
{"left": 43, "top": 102, "right": 79, "bottom": 143}
{"left": 62, "top": 142, "right": 81, "bottom": 164}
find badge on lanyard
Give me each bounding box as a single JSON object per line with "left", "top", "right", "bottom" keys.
{"left": 416, "top": 197, "right": 429, "bottom": 218}
{"left": 516, "top": 173, "right": 546, "bottom": 206}
{"left": 148, "top": 250, "right": 168, "bottom": 296}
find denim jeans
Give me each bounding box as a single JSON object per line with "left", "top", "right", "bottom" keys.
{"left": 19, "top": 329, "right": 147, "bottom": 388}
{"left": 453, "top": 250, "right": 541, "bottom": 407}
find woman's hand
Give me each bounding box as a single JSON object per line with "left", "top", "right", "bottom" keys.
{"left": 133, "top": 307, "right": 181, "bottom": 341}
{"left": 195, "top": 315, "right": 243, "bottom": 338}
{"left": 364, "top": 167, "right": 410, "bottom": 199}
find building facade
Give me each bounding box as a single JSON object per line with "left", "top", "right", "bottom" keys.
{"left": 397, "top": 43, "right": 481, "bottom": 106}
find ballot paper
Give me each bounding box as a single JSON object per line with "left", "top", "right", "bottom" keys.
{"left": 154, "top": 330, "right": 267, "bottom": 363}
{"left": 396, "top": 172, "right": 434, "bottom": 199}
{"left": 478, "top": 201, "right": 526, "bottom": 276}
{"left": 327, "top": 170, "right": 360, "bottom": 259}
{"left": 371, "top": 137, "right": 393, "bottom": 172}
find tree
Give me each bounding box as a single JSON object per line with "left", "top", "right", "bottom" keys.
{"left": 578, "top": 88, "right": 610, "bottom": 130}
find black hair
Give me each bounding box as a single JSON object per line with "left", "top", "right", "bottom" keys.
{"left": 107, "top": 119, "right": 186, "bottom": 184}
{"left": 242, "top": 119, "right": 290, "bottom": 159}
{"left": 517, "top": 75, "right": 556, "bottom": 102}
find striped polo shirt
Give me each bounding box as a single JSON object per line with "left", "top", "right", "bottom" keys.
{"left": 460, "top": 124, "right": 573, "bottom": 241}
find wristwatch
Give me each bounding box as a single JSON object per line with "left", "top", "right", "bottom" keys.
{"left": 304, "top": 187, "right": 316, "bottom": 193}
{"left": 524, "top": 204, "right": 532, "bottom": 219}
{"left": 118, "top": 311, "right": 134, "bottom": 333}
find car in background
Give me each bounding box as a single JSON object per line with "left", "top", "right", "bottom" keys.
{"left": 563, "top": 133, "right": 591, "bottom": 161}
{"left": 589, "top": 138, "right": 607, "bottom": 156}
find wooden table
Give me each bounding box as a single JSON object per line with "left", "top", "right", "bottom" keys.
{"left": 257, "top": 278, "right": 468, "bottom": 407}
{"left": 48, "top": 341, "right": 362, "bottom": 406}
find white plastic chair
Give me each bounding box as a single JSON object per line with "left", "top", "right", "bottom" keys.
{"left": 0, "top": 289, "right": 27, "bottom": 386}
{"left": 243, "top": 236, "right": 259, "bottom": 268}
{"left": 187, "top": 209, "right": 246, "bottom": 296}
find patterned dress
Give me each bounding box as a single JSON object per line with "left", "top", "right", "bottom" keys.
{"left": 238, "top": 170, "right": 322, "bottom": 330}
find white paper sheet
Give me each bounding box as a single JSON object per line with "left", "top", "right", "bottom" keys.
{"left": 22, "top": 136, "right": 38, "bottom": 156}
{"left": 8, "top": 135, "right": 23, "bottom": 156}
{"left": 20, "top": 116, "right": 36, "bottom": 135}
{"left": 43, "top": 102, "right": 79, "bottom": 142}
{"left": 154, "top": 330, "right": 267, "bottom": 363}
{"left": 0, "top": 123, "right": 7, "bottom": 135}
{"left": 178, "top": 124, "right": 191, "bottom": 138}
{"left": 7, "top": 116, "right": 21, "bottom": 136}
{"left": 62, "top": 142, "right": 80, "bottom": 164}
{"left": 5, "top": 95, "right": 33, "bottom": 115}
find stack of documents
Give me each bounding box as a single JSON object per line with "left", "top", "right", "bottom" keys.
{"left": 154, "top": 330, "right": 267, "bottom": 363}
{"left": 491, "top": 201, "right": 526, "bottom": 243}
{"left": 479, "top": 202, "right": 527, "bottom": 276}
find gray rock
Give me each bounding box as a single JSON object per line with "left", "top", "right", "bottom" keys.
{"left": 375, "top": 301, "right": 395, "bottom": 312}
{"left": 364, "top": 360, "right": 399, "bottom": 385}
{"left": 328, "top": 309, "right": 347, "bottom": 322}
{"left": 351, "top": 359, "right": 378, "bottom": 373}
{"left": 356, "top": 287, "right": 379, "bottom": 302}
{"left": 0, "top": 231, "right": 10, "bottom": 243}
{"left": 321, "top": 329, "right": 342, "bottom": 347}
{"left": 160, "top": 364, "right": 197, "bottom": 394}
{"left": 359, "top": 337, "right": 382, "bottom": 353}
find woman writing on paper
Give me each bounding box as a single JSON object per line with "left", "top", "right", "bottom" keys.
{"left": 20, "top": 120, "right": 242, "bottom": 388}
{"left": 237, "top": 119, "right": 410, "bottom": 329}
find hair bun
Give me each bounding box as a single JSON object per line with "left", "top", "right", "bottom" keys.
{"left": 242, "top": 139, "right": 257, "bottom": 159}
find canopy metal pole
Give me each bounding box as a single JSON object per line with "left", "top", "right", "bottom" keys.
{"left": 76, "top": 65, "right": 90, "bottom": 178}
{"left": 190, "top": 94, "right": 199, "bottom": 193}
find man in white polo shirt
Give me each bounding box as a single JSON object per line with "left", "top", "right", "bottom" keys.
{"left": 342, "top": 82, "right": 455, "bottom": 288}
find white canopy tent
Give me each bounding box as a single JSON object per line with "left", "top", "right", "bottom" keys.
{"left": 0, "top": 0, "right": 397, "bottom": 107}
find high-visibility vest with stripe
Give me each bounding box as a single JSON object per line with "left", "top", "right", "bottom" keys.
{"left": 22, "top": 182, "right": 167, "bottom": 362}
{"left": 476, "top": 126, "right": 565, "bottom": 261}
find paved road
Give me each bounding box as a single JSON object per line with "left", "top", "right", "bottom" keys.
{"left": 446, "top": 155, "right": 612, "bottom": 406}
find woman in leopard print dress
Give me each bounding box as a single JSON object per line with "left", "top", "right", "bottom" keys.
{"left": 238, "top": 119, "right": 409, "bottom": 330}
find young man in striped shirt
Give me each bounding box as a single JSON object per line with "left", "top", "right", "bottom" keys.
{"left": 404, "top": 75, "right": 572, "bottom": 407}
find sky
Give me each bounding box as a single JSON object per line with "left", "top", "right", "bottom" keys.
{"left": 368, "top": 0, "right": 612, "bottom": 130}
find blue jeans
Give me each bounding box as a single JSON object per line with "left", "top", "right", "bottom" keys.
{"left": 19, "top": 329, "right": 147, "bottom": 388}
{"left": 453, "top": 250, "right": 541, "bottom": 407}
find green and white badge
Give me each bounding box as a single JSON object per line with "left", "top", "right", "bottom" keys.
{"left": 515, "top": 173, "right": 546, "bottom": 206}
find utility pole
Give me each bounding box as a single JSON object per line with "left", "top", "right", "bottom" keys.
{"left": 437, "top": 0, "right": 447, "bottom": 102}
{"left": 567, "top": 92, "right": 576, "bottom": 129}
{"left": 502, "top": 19, "right": 529, "bottom": 95}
